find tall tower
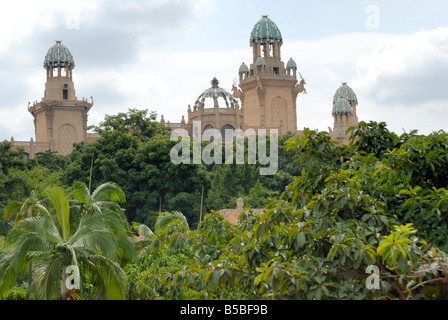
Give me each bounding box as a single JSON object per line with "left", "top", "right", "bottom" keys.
{"left": 28, "top": 41, "right": 93, "bottom": 156}
{"left": 234, "top": 15, "right": 306, "bottom": 135}
{"left": 330, "top": 83, "right": 359, "bottom": 145}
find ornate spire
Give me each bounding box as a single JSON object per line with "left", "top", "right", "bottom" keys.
{"left": 211, "top": 77, "right": 220, "bottom": 88}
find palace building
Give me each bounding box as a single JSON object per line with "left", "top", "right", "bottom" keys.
{"left": 11, "top": 15, "right": 359, "bottom": 158}
{"left": 162, "top": 15, "right": 358, "bottom": 143}
{"left": 163, "top": 15, "right": 308, "bottom": 138}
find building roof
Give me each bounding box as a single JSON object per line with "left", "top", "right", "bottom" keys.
{"left": 255, "top": 56, "right": 267, "bottom": 67}
{"left": 286, "top": 57, "right": 297, "bottom": 69}
{"left": 194, "top": 78, "right": 238, "bottom": 109}
{"left": 239, "top": 62, "right": 249, "bottom": 73}
{"left": 44, "top": 40, "right": 75, "bottom": 69}
{"left": 332, "top": 83, "right": 358, "bottom": 116}
{"left": 250, "top": 15, "right": 283, "bottom": 46}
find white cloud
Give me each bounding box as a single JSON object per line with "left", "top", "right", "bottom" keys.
{"left": 2, "top": 2, "right": 447, "bottom": 141}
{"left": 351, "top": 26, "right": 448, "bottom": 134}
{"left": 353, "top": 26, "right": 448, "bottom": 104}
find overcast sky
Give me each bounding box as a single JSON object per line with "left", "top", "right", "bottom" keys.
{"left": 1, "top": 0, "right": 448, "bottom": 141}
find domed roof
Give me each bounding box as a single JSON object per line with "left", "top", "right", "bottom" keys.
{"left": 332, "top": 83, "right": 358, "bottom": 116}
{"left": 250, "top": 15, "right": 283, "bottom": 46}
{"left": 255, "top": 56, "right": 267, "bottom": 67}
{"left": 194, "top": 78, "right": 238, "bottom": 109}
{"left": 44, "top": 40, "right": 75, "bottom": 69}
{"left": 286, "top": 57, "right": 297, "bottom": 69}
{"left": 239, "top": 62, "right": 249, "bottom": 73}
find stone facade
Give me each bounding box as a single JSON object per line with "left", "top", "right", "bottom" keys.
{"left": 164, "top": 15, "right": 307, "bottom": 139}
{"left": 11, "top": 41, "right": 99, "bottom": 158}
{"left": 11, "top": 16, "right": 360, "bottom": 160}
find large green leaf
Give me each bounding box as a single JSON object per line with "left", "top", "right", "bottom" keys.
{"left": 45, "top": 187, "right": 71, "bottom": 242}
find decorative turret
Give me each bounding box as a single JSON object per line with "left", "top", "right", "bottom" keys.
{"left": 26, "top": 40, "right": 94, "bottom": 157}
{"left": 41, "top": 41, "right": 80, "bottom": 101}
{"left": 332, "top": 82, "right": 358, "bottom": 117}
{"left": 235, "top": 15, "right": 303, "bottom": 134}
{"left": 44, "top": 40, "right": 75, "bottom": 79}
{"left": 331, "top": 82, "right": 359, "bottom": 145}
{"left": 255, "top": 56, "right": 267, "bottom": 74}
{"left": 286, "top": 58, "right": 297, "bottom": 77}
{"left": 238, "top": 62, "right": 249, "bottom": 82}
{"left": 250, "top": 15, "right": 283, "bottom": 62}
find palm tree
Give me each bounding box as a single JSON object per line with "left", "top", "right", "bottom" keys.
{"left": 0, "top": 186, "right": 136, "bottom": 300}
{"left": 3, "top": 190, "right": 48, "bottom": 287}
{"left": 71, "top": 181, "right": 130, "bottom": 232}
{"left": 3, "top": 190, "right": 48, "bottom": 224}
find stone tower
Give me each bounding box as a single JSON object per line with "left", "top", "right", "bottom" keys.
{"left": 330, "top": 83, "right": 359, "bottom": 145}
{"left": 234, "top": 15, "right": 306, "bottom": 136}
{"left": 27, "top": 40, "right": 94, "bottom": 156}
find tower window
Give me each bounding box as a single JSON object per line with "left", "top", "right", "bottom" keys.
{"left": 63, "top": 89, "right": 68, "bottom": 100}
{"left": 273, "top": 67, "right": 279, "bottom": 75}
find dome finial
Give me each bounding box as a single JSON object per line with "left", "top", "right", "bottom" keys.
{"left": 211, "top": 77, "right": 220, "bottom": 88}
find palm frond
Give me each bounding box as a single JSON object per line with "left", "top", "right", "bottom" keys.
{"left": 79, "top": 254, "right": 128, "bottom": 300}
{"left": 30, "top": 257, "right": 63, "bottom": 300}
{"left": 91, "top": 182, "right": 126, "bottom": 203}
{"left": 132, "top": 221, "right": 155, "bottom": 239}
{"left": 73, "top": 181, "right": 91, "bottom": 204}
{"left": 3, "top": 201, "right": 22, "bottom": 220}
{"left": 45, "top": 187, "right": 71, "bottom": 242}
{"left": 155, "top": 211, "right": 189, "bottom": 234}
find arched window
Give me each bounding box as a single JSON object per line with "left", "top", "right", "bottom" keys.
{"left": 221, "top": 124, "right": 234, "bottom": 142}
{"left": 204, "top": 124, "right": 214, "bottom": 134}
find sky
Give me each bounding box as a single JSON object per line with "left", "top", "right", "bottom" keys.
{"left": 1, "top": 0, "right": 448, "bottom": 141}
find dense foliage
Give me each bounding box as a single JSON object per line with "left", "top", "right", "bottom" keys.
{"left": 125, "top": 121, "right": 448, "bottom": 300}
{"left": 1, "top": 110, "right": 448, "bottom": 300}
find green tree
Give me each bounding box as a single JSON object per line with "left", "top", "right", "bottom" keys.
{"left": 89, "top": 108, "right": 170, "bottom": 141}
{"left": 0, "top": 141, "right": 26, "bottom": 175}
{"left": 66, "top": 119, "right": 206, "bottom": 228}
{"left": 125, "top": 124, "right": 448, "bottom": 300}
{"left": 0, "top": 185, "right": 135, "bottom": 300}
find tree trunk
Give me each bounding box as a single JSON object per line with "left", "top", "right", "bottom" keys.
{"left": 28, "top": 262, "right": 32, "bottom": 288}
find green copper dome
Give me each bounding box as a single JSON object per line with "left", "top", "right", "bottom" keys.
{"left": 286, "top": 58, "right": 297, "bottom": 69}
{"left": 332, "top": 83, "right": 358, "bottom": 116}
{"left": 194, "top": 78, "right": 238, "bottom": 109}
{"left": 250, "top": 15, "right": 283, "bottom": 46}
{"left": 239, "top": 62, "right": 249, "bottom": 74}
{"left": 44, "top": 40, "right": 75, "bottom": 69}
{"left": 255, "top": 56, "right": 267, "bottom": 67}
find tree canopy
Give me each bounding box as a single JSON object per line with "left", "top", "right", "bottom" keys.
{"left": 1, "top": 109, "right": 448, "bottom": 300}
